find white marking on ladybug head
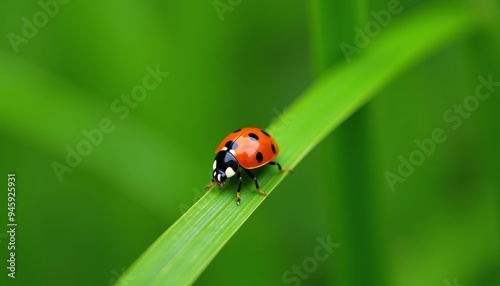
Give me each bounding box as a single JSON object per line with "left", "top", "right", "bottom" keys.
{"left": 217, "top": 173, "right": 221, "bottom": 182}
{"left": 229, "top": 149, "right": 236, "bottom": 156}
{"left": 221, "top": 147, "right": 228, "bottom": 151}
{"left": 213, "top": 160, "right": 217, "bottom": 170}
{"left": 225, "top": 167, "right": 235, "bottom": 178}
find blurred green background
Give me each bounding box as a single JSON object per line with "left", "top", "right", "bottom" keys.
{"left": 0, "top": 0, "right": 498, "bottom": 285}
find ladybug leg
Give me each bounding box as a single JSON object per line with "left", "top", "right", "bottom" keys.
{"left": 243, "top": 169, "right": 268, "bottom": 197}
{"left": 205, "top": 180, "right": 216, "bottom": 191}
{"left": 267, "top": 161, "right": 294, "bottom": 173}
{"left": 236, "top": 169, "right": 243, "bottom": 205}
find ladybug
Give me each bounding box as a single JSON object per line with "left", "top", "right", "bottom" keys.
{"left": 205, "top": 127, "right": 293, "bottom": 205}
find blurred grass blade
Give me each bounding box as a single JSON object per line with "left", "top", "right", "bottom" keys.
{"left": 119, "top": 4, "right": 475, "bottom": 286}
{"left": 309, "top": 0, "right": 367, "bottom": 72}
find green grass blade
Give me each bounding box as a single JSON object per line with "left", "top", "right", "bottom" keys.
{"left": 119, "top": 4, "right": 475, "bottom": 286}
{"left": 308, "top": 1, "right": 383, "bottom": 285}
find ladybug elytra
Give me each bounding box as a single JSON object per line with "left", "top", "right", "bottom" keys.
{"left": 205, "top": 127, "right": 293, "bottom": 205}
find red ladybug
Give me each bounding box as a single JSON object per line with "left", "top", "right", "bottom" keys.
{"left": 205, "top": 127, "right": 293, "bottom": 205}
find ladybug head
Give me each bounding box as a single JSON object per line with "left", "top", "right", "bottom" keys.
{"left": 212, "top": 150, "right": 239, "bottom": 188}
{"left": 212, "top": 169, "right": 227, "bottom": 187}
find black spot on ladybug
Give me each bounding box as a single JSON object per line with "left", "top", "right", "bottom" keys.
{"left": 225, "top": 140, "right": 238, "bottom": 149}
{"left": 256, "top": 152, "right": 263, "bottom": 163}
{"left": 271, "top": 144, "right": 276, "bottom": 154}
{"left": 249, "top": 133, "right": 259, "bottom": 141}
{"left": 261, "top": 129, "right": 270, "bottom": 137}
{"left": 232, "top": 128, "right": 242, "bottom": 133}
